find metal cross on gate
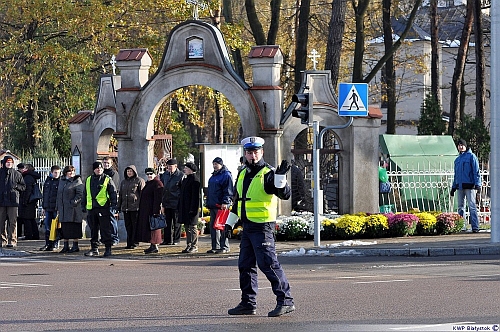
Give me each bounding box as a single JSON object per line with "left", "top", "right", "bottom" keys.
{"left": 186, "top": 0, "right": 207, "bottom": 20}
{"left": 308, "top": 49, "right": 320, "bottom": 70}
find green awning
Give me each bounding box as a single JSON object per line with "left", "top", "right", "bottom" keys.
{"left": 380, "top": 134, "right": 457, "bottom": 170}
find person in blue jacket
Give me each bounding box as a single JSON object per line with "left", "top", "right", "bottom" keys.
{"left": 450, "top": 139, "right": 481, "bottom": 232}
{"left": 206, "top": 157, "right": 234, "bottom": 254}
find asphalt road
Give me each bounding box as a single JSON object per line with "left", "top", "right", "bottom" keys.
{"left": 1, "top": 254, "right": 499, "bottom": 331}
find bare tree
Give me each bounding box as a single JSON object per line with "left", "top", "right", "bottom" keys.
{"left": 472, "top": 0, "right": 486, "bottom": 121}
{"left": 448, "top": 0, "right": 473, "bottom": 135}
{"left": 324, "top": 0, "right": 348, "bottom": 89}
{"left": 382, "top": 0, "right": 396, "bottom": 134}
{"left": 294, "top": 0, "right": 311, "bottom": 92}
{"left": 430, "top": 0, "right": 440, "bottom": 102}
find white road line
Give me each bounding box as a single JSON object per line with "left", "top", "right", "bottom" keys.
{"left": 0, "top": 301, "right": 17, "bottom": 303}
{"left": 390, "top": 321, "right": 475, "bottom": 330}
{"left": 89, "top": 293, "right": 159, "bottom": 299}
{"left": 226, "top": 286, "right": 272, "bottom": 291}
{"left": 336, "top": 275, "right": 393, "bottom": 279}
{"left": 354, "top": 279, "right": 411, "bottom": 284}
{"left": 0, "top": 282, "right": 52, "bottom": 288}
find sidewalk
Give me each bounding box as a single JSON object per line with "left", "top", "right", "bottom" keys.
{"left": 2, "top": 231, "right": 499, "bottom": 258}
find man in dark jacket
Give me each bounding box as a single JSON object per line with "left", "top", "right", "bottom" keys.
{"left": 82, "top": 161, "right": 118, "bottom": 257}
{"left": 41, "top": 165, "right": 61, "bottom": 251}
{"left": 102, "top": 156, "right": 120, "bottom": 245}
{"left": 0, "top": 156, "right": 26, "bottom": 248}
{"left": 206, "top": 157, "right": 234, "bottom": 253}
{"left": 160, "top": 158, "right": 183, "bottom": 245}
{"left": 18, "top": 164, "right": 42, "bottom": 240}
{"left": 450, "top": 139, "right": 481, "bottom": 232}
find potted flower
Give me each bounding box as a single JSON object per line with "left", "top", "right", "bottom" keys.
{"left": 387, "top": 213, "right": 418, "bottom": 237}
{"left": 435, "top": 212, "right": 464, "bottom": 235}
{"left": 415, "top": 212, "right": 438, "bottom": 235}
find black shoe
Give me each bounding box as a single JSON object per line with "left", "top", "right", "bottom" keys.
{"left": 68, "top": 246, "right": 80, "bottom": 253}
{"left": 181, "top": 246, "right": 190, "bottom": 253}
{"left": 6, "top": 244, "right": 14, "bottom": 248}
{"left": 125, "top": 245, "right": 136, "bottom": 249}
{"left": 206, "top": 249, "right": 217, "bottom": 254}
{"left": 268, "top": 305, "right": 295, "bottom": 317}
{"left": 144, "top": 246, "right": 158, "bottom": 254}
{"left": 228, "top": 304, "right": 257, "bottom": 315}
{"left": 60, "top": 244, "right": 70, "bottom": 253}
{"left": 472, "top": 229, "right": 480, "bottom": 233}
{"left": 40, "top": 245, "right": 54, "bottom": 251}
{"left": 186, "top": 246, "right": 198, "bottom": 253}
{"left": 171, "top": 242, "right": 180, "bottom": 245}
{"left": 84, "top": 249, "right": 99, "bottom": 257}
{"left": 215, "top": 249, "right": 230, "bottom": 254}
{"left": 160, "top": 241, "right": 170, "bottom": 245}
{"left": 104, "top": 247, "right": 112, "bottom": 257}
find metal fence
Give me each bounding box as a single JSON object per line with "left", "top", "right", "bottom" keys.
{"left": 381, "top": 164, "right": 490, "bottom": 227}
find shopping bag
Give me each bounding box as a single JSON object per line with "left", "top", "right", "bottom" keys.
{"left": 29, "top": 183, "right": 43, "bottom": 203}
{"left": 49, "top": 215, "right": 60, "bottom": 241}
{"left": 379, "top": 181, "right": 391, "bottom": 193}
{"left": 149, "top": 214, "right": 167, "bottom": 231}
{"left": 213, "top": 209, "right": 230, "bottom": 231}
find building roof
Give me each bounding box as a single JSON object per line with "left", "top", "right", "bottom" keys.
{"left": 68, "top": 111, "right": 92, "bottom": 124}
{"left": 115, "top": 48, "right": 151, "bottom": 61}
{"left": 248, "top": 46, "right": 280, "bottom": 58}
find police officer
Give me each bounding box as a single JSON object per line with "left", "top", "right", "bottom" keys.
{"left": 82, "top": 161, "right": 118, "bottom": 257}
{"left": 228, "top": 137, "right": 295, "bottom": 317}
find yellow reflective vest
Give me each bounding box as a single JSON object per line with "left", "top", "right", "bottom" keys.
{"left": 86, "top": 175, "right": 110, "bottom": 210}
{"left": 236, "top": 167, "right": 277, "bottom": 223}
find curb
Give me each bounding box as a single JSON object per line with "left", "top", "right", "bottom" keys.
{"left": 329, "top": 246, "right": 500, "bottom": 257}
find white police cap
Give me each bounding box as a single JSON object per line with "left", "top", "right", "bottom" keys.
{"left": 241, "top": 136, "right": 265, "bottom": 150}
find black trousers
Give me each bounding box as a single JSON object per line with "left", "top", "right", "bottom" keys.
{"left": 163, "top": 208, "right": 181, "bottom": 243}
{"left": 123, "top": 211, "right": 139, "bottom": 247}
{"left": 87, "top": 209, "right": 113, "bottom": 249}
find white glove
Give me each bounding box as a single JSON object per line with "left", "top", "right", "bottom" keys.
{"left": 274, "top": 174, "right": 287, "bottom": 188}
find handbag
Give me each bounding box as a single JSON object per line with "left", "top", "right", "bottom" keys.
{"left": 149, "top": 214, "right": 167, "bottom": 231}
{"left": 49, "top": 215, "right": 61, "bottom": 241}
{"left": 29, "top": 183, "right": 43, "bottom": 203}
{"left": 379, "top": 181, "right": 391, "bottom": 193}
{"left": 213, "top": 209, "right": 230, "bottom": 231}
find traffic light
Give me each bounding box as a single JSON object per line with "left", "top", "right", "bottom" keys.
{"left": 292, "top": 93, "right": 311, "bottom": 125}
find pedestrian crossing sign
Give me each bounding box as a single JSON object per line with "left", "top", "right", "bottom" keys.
{"left": 338, "top": 83, "right": 369, "bottom": 116}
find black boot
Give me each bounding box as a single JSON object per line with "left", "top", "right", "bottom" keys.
{"left": 103, "top": 246, "right": 112, "bottom": 257}
{"left": 68, "top": 241, "right": 79, "bottom": 253}
{"left": 60, "top": 241, "right": 70, "bottom": 253}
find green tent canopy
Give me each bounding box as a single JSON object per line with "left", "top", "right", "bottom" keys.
{"left": 379, "top": 135, "right": 458, "bottom": 212}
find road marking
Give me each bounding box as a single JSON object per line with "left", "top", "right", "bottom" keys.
{"left": 89, "top": 293, "right": 158, "bottom": 299}
{"left": 226, "top": 286, "right": 272, "bottom": 291}
{"left": 336, "top": 275, "right": 393, "bottom": 279}
{"left": 354, "top": 279, "right": 411, "bottom": 284}
{"left": 390, "top": 321, "right": 475, "bottom": 330}
{"left": 0, "top": 282, "right": 53, "bottom": 289}
{"left": 0, "top": 301, "right": 17, "bottom": 303}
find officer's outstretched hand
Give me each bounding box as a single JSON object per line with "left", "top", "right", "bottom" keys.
{"left": 274, "top": 160, "right": 290, "bottom": 188}
{"left": 276, "top": 160, "right": 290, "bottom": 175}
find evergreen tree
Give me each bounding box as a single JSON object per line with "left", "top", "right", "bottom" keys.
{"left": 454, "top": 115, "right": 490, "bottom": 164}
{"left": 417, "top": 94, "right": 446, "bottom": 135}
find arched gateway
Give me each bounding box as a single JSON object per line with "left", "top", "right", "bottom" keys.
{"left": 69, "top": 20, "right": 382, "bottom": 214}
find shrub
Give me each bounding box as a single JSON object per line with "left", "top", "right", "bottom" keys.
{"left": 387, "top": 213, "right": 418, "bottom": 237}
{"left": 334, "top": 214, "right": 365, "bottom": 239}
{"left": 364, "top": 214, "right": 389, "bottom": 238}
{"left": 435, "top": 212, "right": 465, "bottom": 235}
{"left": 321, "top": 218, "right": 337, "bottom": 240}
{"left": 278, "top": 216, "right": 308, "bottom": 240}
{"left": 415, "top": 212, "right": 438, "bottom": 235}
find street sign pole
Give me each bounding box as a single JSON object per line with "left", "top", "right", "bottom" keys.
{"left": 313, "top": 120, "right": 321, "bottom": 247}
{"left": 313, "top": 117, "right": 354, "bottom": 247}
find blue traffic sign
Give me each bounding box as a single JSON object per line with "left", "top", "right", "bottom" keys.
{"left": 338, "top": 83, "right": 369, "bottom": 116}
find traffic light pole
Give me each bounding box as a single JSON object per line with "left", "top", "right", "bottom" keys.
{"left": 313, "top": 116, "right": 354, "bottom": 247}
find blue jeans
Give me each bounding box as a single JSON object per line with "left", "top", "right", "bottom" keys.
{"left": 457, "top": 189, "right": 479, "bottom": 231}
{"left": 238, "top": 221, "right": 293, "bottom": 307}
{"left": 44, "top": 210, "right": 59, "bottom": 247}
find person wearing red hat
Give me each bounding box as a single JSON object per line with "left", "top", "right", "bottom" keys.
{"left": 0, "top": 156, "right": 26, "bottom": 248}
